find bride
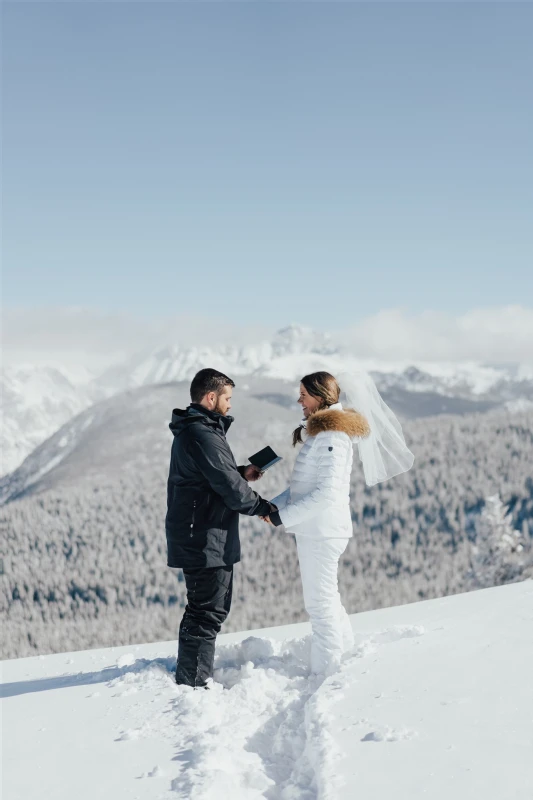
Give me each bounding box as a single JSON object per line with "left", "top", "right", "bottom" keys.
{"left": 264, "top": 370, "right": 414, "bottom": 675}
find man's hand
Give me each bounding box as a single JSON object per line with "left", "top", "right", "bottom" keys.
{"left": 243, "top": 464, "right": 263, "bottom": 482}
{"left": 260, "top": 503, "right": 278, "bottom": 524}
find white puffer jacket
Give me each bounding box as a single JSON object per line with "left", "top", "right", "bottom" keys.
{"left": 271, "top": 402, "right": 370, "bottom": 539}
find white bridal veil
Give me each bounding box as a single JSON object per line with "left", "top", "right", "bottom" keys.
{"left": 337, "top": 371, "right": 415, "bottom": 486}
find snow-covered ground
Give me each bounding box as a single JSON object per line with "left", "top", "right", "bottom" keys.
{"left": 2, "top": 581, "right": 532, "bottom": 800}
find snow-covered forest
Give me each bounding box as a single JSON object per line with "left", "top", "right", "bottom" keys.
{"left": 2, "top": 408, "right": 531, "bottom": 660}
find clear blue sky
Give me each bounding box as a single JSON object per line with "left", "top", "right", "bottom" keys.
{"left": 3, "top": 2, "right": 532, "bottom": 329}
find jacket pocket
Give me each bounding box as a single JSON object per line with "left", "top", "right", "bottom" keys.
{"left": 189, "top": 492, "right": 215, "bottom": 532}
{"left": 188, "top": 500, "right": 197, "bottom": 538}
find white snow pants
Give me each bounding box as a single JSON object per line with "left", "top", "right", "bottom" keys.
{"left": 295, "top": 535, "right": 355, "bottom": 675}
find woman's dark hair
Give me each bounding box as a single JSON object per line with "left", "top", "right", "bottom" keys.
{"left": 190, "top": 368, "right": 235, "bottom": 403}
{"left": 292, "top": 371, "right": 341, "bottom": 446}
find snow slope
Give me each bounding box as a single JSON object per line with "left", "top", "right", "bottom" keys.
{"left": 0, "top": 364, "right": 100, "bottom": 475}
{"left": 2, "top": 581, "right": 532, "bottom": 800}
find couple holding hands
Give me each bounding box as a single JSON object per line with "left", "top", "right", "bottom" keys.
{"left": 166, "top": 367, "right": 414, "bottom": 688}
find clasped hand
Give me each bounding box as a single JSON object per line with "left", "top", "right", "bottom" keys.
{"left": 260, "top": 505, "right": 277, "bottom": 525}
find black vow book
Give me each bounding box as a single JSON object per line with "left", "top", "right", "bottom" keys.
{"left": 248, "top": 446, "right": 283, "bottom": 472}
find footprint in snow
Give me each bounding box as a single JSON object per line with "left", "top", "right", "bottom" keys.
{"left": 372, "top": 625, "right": 425, "bottom": 645}
{"left": 361, "top": 726, "right": 417, "bottom": 743}
{"left": 136, "top": 766, "right": 165, "bottom": 779}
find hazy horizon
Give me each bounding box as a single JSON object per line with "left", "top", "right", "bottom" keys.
{"left": 2, "top": 305, "right": 532, "bottom": 371}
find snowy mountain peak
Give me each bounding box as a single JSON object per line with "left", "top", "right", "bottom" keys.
{"left": 2, "top": 326, "right": 532, "bottom": 477}
{"left": 271, "top": 324, "right": 334, "bottom": 356}
{"left": 94, "top": 324, "right": 337, "bottom": 393}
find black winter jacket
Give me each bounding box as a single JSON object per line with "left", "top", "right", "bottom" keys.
{"left": 165, "top": 404, "right": 275, "bottom": 569}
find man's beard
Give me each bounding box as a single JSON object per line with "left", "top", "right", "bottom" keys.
{"left": 215, "top": 398, "right": 228, "bottom": 416}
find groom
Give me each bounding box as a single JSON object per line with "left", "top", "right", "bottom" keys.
{"left": 166, "top": 368, "right": 277, "bottom": 688}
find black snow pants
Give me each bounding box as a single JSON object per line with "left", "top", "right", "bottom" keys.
{"left": 175, "top": 565, "right": 233, "bottom": 687}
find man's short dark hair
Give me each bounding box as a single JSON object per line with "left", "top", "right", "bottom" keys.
{"left": 190, "top": 368, "right": 236, "bottom": 403}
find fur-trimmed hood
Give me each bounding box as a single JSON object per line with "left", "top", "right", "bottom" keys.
{"left": 306, "top": 406, "right": 370, "bottom": 439}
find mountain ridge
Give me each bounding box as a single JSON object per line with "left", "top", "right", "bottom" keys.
{"left": 2, "top": 324, "right": 532, "bottom": 476}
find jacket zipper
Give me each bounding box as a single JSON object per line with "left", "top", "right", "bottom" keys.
{"left": 190, "top": 500, "right": 197, "bottom": 537}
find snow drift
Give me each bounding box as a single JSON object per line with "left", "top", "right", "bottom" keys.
{"left": 2, "top": 581, "right": 532, "bottom": 800}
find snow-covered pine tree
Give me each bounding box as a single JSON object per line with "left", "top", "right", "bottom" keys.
{"left": 468, "top": 494, "right": 524, "bottom": 590}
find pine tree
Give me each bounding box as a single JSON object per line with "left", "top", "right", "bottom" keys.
{"left": 468, "top": 494, "right": 524, "bottom": 589}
